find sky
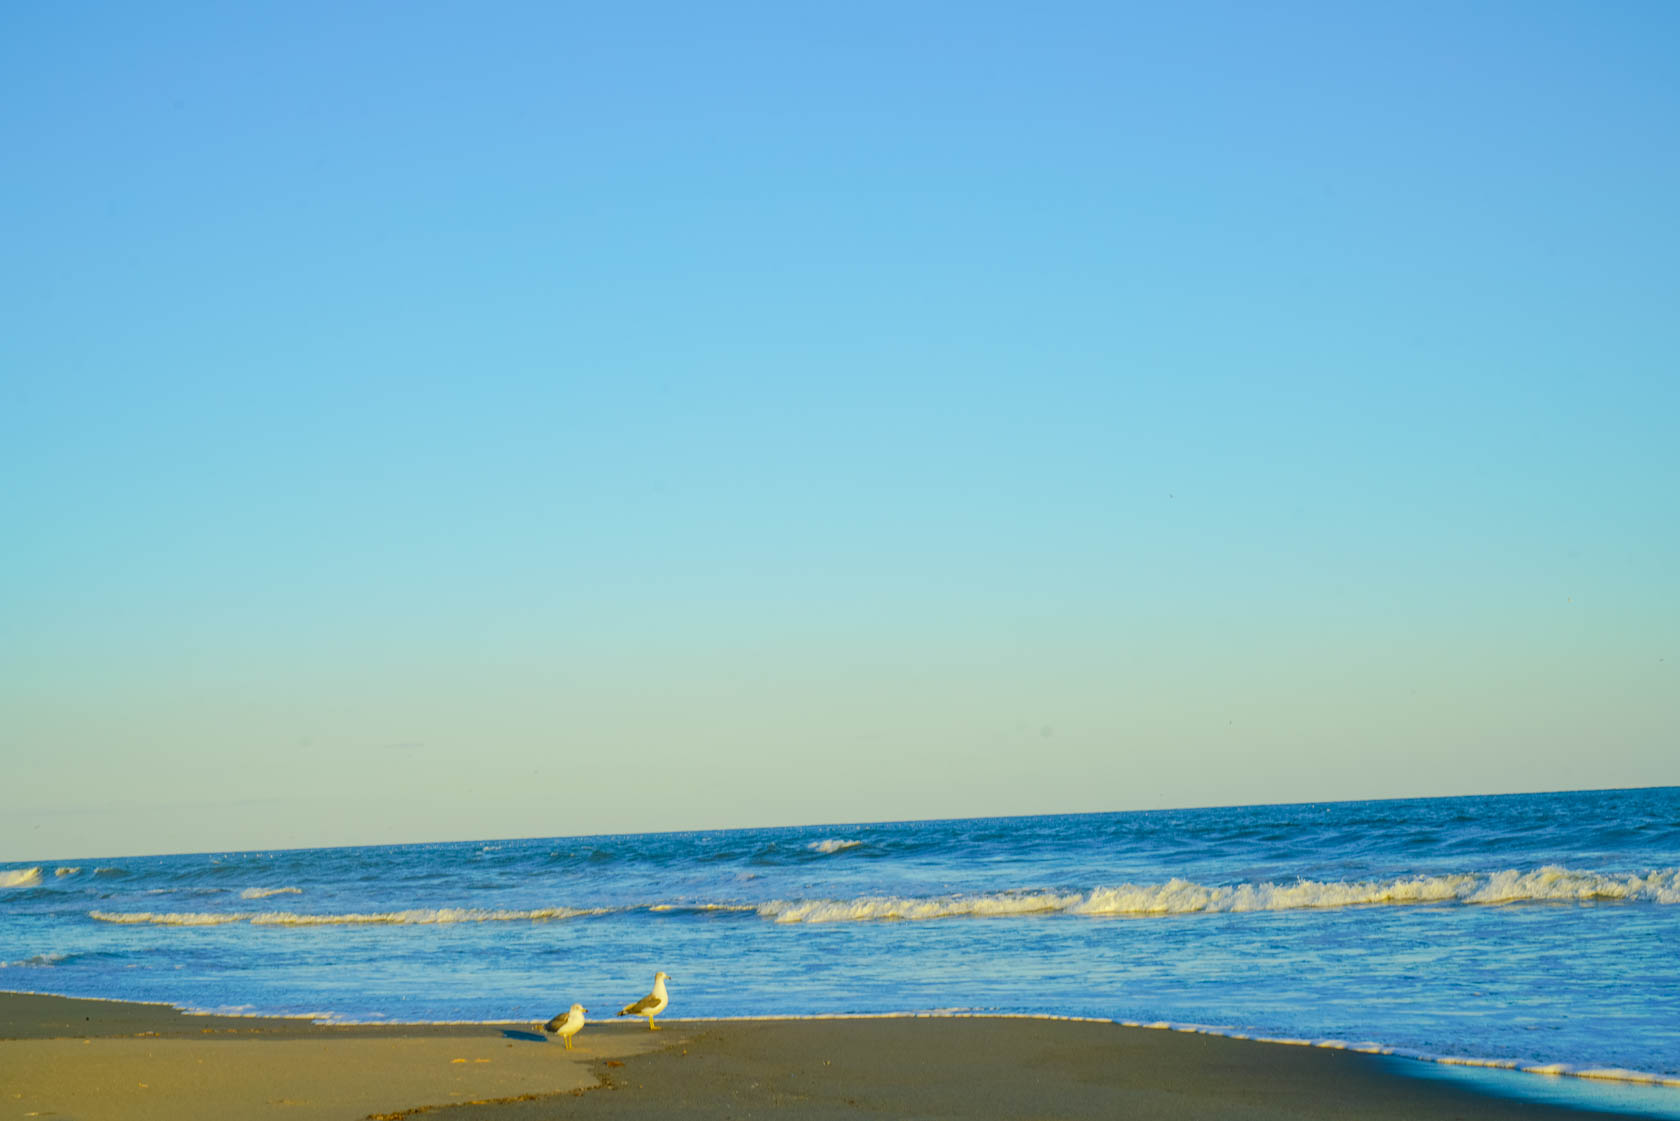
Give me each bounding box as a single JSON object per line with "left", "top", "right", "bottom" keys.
{"left": 3, "top": 1, "right": 1676, "bottom": 860}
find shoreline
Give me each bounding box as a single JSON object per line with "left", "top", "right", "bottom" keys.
{"left": 6, "top": 991, "right": 1678, "bottom": 1119}
{"left": 8, "top": 986, "right": 1677, "bottom": 1091}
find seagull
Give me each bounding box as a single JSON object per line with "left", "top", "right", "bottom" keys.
{"left": 618, "top": 971, "right": 670, "bottom": 1030}
{"left": 543, "top": 1003, "right": 586, "bottom": 1050}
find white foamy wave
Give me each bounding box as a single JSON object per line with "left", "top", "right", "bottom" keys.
{"left": 1463, "top": 866, "right": 1680, "bottom": 905}
{"left": 1076, "top": 867, "right": 1680, "bottom": 915}
{"left": 647, "top": 903, "right": 759, "bottom": 913}
{"left": 1072, "top": 876, "right": 1474, "bottom": 914}
{"left": 90, "top": 910, "right": 248, "bottom": 926}
{"left": 808, "top": 839, "right": 863, "bottom": 855}
{"left": 1, "top": 952, "right": 69, "bottom": 967}
{"left": 1, "top": 867, "right": 43, "bottom": 888}
{"left": 759, "top": 867, "right": 1680, "bottom": 923}
{"left": 240, "top": 887, "right": 303, "bottom": 899}
{"left": 55, "top": 867, "right": 81, "bottom": 876}
{"left": 761, "top": 891, "right": 1082, "bottom": 923}
{"left": 90, "top": 906, "right": 608, "bottom": 927}
{"left": 249, "top": 907, "right": 605, "bottom": 926}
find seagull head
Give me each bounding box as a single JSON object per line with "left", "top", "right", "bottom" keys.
{"left": 655, "top": 971, "right": 670, "bottom": 982}
{"left": 572, "top": 1003, "right": 586, "bottom": 1014}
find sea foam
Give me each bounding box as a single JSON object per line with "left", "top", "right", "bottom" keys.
{"left": 760, "top": 866, "right": 1680, "bottom": 923}
{"left": 761, "top": 891, "right": 1080, "bottom": 923}
{"left": 808, "top": 839, "right": 863, "bottom": 854}
{"left": 0, "top": 867, "right": 42, "bottom": 889}
{"left": 90, "top": 906, "right": 607, "bottom": 927}
{"left": 240, "top": 887, "right": 303, "bottom": 899}
{"left": 84, "top": 866, "right": 1680, "bottom": 928}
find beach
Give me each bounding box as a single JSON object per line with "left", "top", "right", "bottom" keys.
{"left": 1, "top": 991, "right": 1646, "bottom": 1120}
{"left": 5, "top": 795, "right": 1678, "bottom": 1117}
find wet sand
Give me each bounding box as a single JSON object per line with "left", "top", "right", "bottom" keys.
{"left": 0, "top": 991, "right": 1643, "bottom": 1119}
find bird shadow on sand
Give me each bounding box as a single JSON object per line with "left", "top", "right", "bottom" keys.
{"left": 500, "top": 1029, "right": 548, "bottom": 1043}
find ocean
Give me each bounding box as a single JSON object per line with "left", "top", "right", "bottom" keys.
{"left": 4, "top": 787, "right": 1678, "bottom": 1104}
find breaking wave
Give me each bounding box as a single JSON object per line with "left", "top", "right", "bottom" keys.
{"left": 808, "top": 840, "right": 863, "bottom": 855}
{"left": 1, "top": 867, "right": 43, "bottom": 889}
{"left": 240, "top": 887, "right": 303, "bottom": 899}
{"left": 763, "top": 891, "right": 1077, "bottom": 923}
{"left": 89, "top": 906, "right": 607, "bottom": 927}
{"left": 760, "top": 866, "right": 1680, "bottom": 923}
{"left": 81, "top": 867, "right": 1680, "bottom": 930}
{"left": 647, "top": 903, "right": 759, "bottom": 913}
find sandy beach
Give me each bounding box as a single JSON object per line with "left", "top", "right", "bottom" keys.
{"left": 2, "top": 991, "right": 1647, "bottom": 1120}
{"left": 0, "top": 991, "right": 668, "bottom": 1121}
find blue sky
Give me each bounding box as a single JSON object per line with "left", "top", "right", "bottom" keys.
{"left": 3, "top": 2, "right": 1676, "bottom": 859}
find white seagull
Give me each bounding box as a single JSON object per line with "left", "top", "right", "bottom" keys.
{"left": 543, "top": 1003, "right": 587, "bottom": 1050}
{"left": 617, "top": 971, "right": 671, "bottom": 1030}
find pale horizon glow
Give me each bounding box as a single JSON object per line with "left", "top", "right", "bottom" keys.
{"left": 3, "top": 3, "right": 1676, "bottom": 862}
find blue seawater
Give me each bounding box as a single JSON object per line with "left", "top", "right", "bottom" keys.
{"left": 4, "top": 787, "right": 1678, "bottom": 1085}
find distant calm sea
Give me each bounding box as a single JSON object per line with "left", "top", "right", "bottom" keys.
{"left": 5, "top": 788, "right": 1678, "bottom": 1089}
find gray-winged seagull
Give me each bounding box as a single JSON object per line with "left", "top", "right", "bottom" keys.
{"left": 617, "top": 971, "right": 670, "bottom": 1030}
{"left": 543, "top": 1003, "right": 586, "bottom": 1049}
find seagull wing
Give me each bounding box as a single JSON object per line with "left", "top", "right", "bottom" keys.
{"left": 619, "top": 992, "right": 659, "bottom": 1015}
{"left": 543, "top": 1012, "right": 569, "bottom": 1032}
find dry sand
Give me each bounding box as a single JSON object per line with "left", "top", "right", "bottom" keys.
{"left": 1, "top": 992, "right": 1643, "bottom": 1120}
{"left": 0, "top": 992, "right": 663, "bottom": 1121}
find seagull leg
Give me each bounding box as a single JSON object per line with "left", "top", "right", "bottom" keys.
{"left": 564, "top": 1035, "right": 573, "bottom": 1050}
{"left": 648, "top": 1017, "right": 659, "bottom": 1031}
